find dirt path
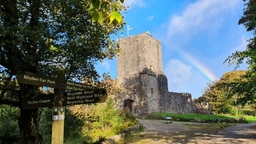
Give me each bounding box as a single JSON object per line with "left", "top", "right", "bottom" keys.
{"left": 187, "top": 121, "right": 256, "bottom": 144}
{"left": 124, "top": 119, "right": 256, "bottom": 144}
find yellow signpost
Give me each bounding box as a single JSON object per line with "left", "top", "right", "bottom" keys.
{"left": 51, "top": 107, "right": 65, "bottom": 144}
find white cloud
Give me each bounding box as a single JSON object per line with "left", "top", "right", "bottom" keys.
{"left": 124, "top": 0, "right": 146, "bottom": 8}
{"left": 164, "top": 59, "right": 192, "bottom": 90}
{"left": 147, "top": 15, "right": 154, "bottom": 21}
{"left": 230, "top": 36, "right": 248, "bottom": 53}
{"left": 167, "top": 0, "right": 239, "bottom": 38}
{"left": 164, "top": 59, "right": 209, "bottom": 98}
{"left": 101, "top": 61, "right": 110, "bottom": 71}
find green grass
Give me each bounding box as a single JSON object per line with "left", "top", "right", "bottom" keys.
{"left": 149, "top": 112, "right": 256, "bottom": 123}
{"left": 244, "top": 116, "right": 256, "bottom": 123}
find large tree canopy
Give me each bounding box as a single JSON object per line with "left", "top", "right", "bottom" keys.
{"left": 0, "top": 0, "right": 125, "bottom": 82}
{"left": 0, "top": 0, "right": 125, "bottom": 143}
{"left": 225, "top": 0, "right": 256, "bottom": 106}
{"left": 200, "top": 71, "right": 247, "bottom": 114}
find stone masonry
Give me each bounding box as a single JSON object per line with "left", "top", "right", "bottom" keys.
{"left": 117, "top": 32, "right": 196, "bottom": 117}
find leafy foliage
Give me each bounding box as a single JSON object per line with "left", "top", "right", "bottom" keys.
{"left": 69, "top": 99, "right": 138, "bottom": 143}
{"left": 87, "top": 0, "right": 126, "bottom": 25}
{"left": 199, "top": 71, "right": 247, "bottom": 114}
{"left": 225, "top": 0, "right": 256, "bottom": 106}
{"left": 0, "top": 0, "right": 125, "bottom": 142}
{"left": 85, "top": 100, "right": 124, "bottom": 140}
{"left": 0, "top": 105, "right": 20, "bottom": 144}
{"left": 0, "top": 118, "right": 20, "bottom": 144}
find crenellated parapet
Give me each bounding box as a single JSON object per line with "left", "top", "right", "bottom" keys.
{"left": 169, "top": 92, "right": 192, "bottom": 97}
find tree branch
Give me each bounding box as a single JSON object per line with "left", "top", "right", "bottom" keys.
{"left": 0, "top": 99, "right": 20, "bottom": 107}
{"left": 0, "top": 74, "right": 13, "bottom": 100}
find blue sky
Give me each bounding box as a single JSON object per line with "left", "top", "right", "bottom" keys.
{"left": 96, "top": 0, "right": 250, "bottom": 99}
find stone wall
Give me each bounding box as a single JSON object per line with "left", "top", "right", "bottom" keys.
{"left": 161, "top": 92, "right": 196, "bottom": 114}
{"left": 158, "top": 73, "right": 196, "bottom": 114}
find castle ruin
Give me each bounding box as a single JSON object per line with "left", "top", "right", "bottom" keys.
{"left": 116, "top": 32, "right": 196, "bottom": 117}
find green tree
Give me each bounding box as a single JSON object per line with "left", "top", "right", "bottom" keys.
{"left": 225, "top": 0, "right": 256, "bottom": 107}
{"left": 201, "top": 81, "right": 232, "bottom": 114}
{"left": 200, "top": 71, "right": 247, "bottom": 114}
{"left": 0, "top": 0, "right": 125, "bottom": 143}
{"left": 0, "top": 105, "right": 20, "bottom": 144}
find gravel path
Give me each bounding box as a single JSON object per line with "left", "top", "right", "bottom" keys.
{"left": 129, "top": 119, "right": 256, "bottom": 144}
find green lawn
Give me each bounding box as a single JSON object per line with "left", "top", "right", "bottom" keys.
{"left": 149, "top": 112, "right": 256, "bottom": 123}
{"left": 244, "top": 116, "right": 256, "bottom": 123}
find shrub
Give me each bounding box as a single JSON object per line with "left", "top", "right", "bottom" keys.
{"left": 81, "top": 99, "right": 124, "bottom": 142}
{"left": 138, "top": 125, "right": 145, "bottom": 132}
{"left": 122, "top": 111, "right": 138, "bottom": 128}
{"left": 0, "top": 118, "right": 19, "bottom": 144}
{"left": 77, "top": 99, "right": 139, "bottom": 143}
{"left": 0, "top": 106, "right": 20, "bottom": 144}
{"left": 241, "top": 109, "right": 255, "bottom": 116}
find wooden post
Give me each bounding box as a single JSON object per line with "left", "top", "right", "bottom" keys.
{"left": 51, "top": 107, "right": 65, "bottom": 144}
{"left": 51, "top": 73, "right": 65, "bottom": 144}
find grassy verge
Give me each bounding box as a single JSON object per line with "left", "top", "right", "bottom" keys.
{"left": 244, "top": 116, "right": 256, "bottom": 123}
{"left": 148, "top": 112, "right": 256, "bottom": 123}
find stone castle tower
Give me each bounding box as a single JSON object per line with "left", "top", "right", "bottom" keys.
{"left": 117, "top": 32, "right": 196, "bottom": 117}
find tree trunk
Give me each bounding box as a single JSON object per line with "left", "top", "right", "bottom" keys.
{"left": 18, "top": 108, "right": 43, "bottom": 144}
